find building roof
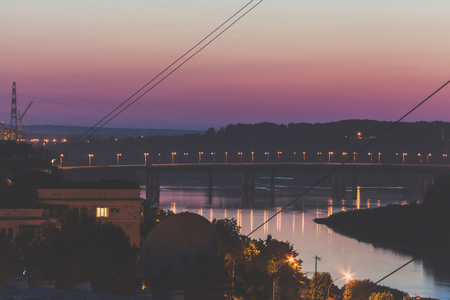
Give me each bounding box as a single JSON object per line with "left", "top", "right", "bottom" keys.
{"left": 0, "top": 287, "right": 159, "bottom": 300}
{"left": 37, "top": 179, "right": 140, "bottom": 190}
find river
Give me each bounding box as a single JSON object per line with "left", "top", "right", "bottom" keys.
{"left": 140, "top": 172, "right": 450, "bottom": 299}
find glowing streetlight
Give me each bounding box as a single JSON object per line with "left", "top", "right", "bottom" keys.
{"left": 293, "top": 152, "right": 296, "bottom": 162}
{"left": 198, "top": 152, "right": 203, "bottom": 163}
{"left": 368, "top": 152, "right": 373, "bottom": 163}
{"left": 302, "top": 151, "right": 306, "bottom": 162}
{"left": 402, "top": 153, "right": 407, "bottom": 164}
{"left": 211, "top": 152, "right": 216, "bottom": 163}
{"left": 328, "top": 151, "right": 334, "bottom": 163}
{"left": 157, "top": 153, "right": 161, "bottom": 164}
{"left": 342, "top": 152, "right": 348, "bottom": 161}
{"left": 116, "top": 153, "right": 122, "bottom": 165}
{"left": 317, "top": 152, "right": 322, "bottom": 162}
{"left": 395, "top": 153, "right": 399, "bottom": 164}
{"left": 327, "top": 274, "right": 352, "bottom": 299}
{"left": 277, "top": 151, "right": 282, "bottom": 163}
{"left": 238, "top": 152, "right": 243, "bottom": 162}
{"left": 378, "top": 152, "right": 381, "bottom": 164}
{"left": 144, "top": 152, "right": 149, "bottom": 165}
{"left": 251, "top": 151, "right": 255, "bottom": 163}
{"left": 184, "top": 152, "right": 189, "bottom": 162}
{"left": 427, "top": 153, "right": 431, "bottom": 164}
{"left": 417, "top": 153, "right": 422, "bottom": 164}
{"left": 265, "top": 152, "right": 270, "bottom": 162}
{"left": 225, "top": 152, "right": 228, "bottom": 163}
{"left": 171, "top": 152, "right": 177, "bottom": 164}
{"left": 353, "top": 152, "right": 357, "bottom": 163}
{"left": 60, "top": 153, "right": 64, "bottom": 167}
{"left": 88, "top": 154, "right": 94, "bottom": 166}
{"left": 443, "top": 153, "right": 448, "bottom": 164}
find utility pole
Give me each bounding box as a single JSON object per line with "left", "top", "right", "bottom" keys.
{"left": 314, "top": 255, "right": 322, "bottom": 300}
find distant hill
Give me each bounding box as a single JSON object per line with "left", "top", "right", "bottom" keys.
{"left": 23, "top": 125, "right": 203, "bottom": 137}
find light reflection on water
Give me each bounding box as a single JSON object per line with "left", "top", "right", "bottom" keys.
{"left": 140, "top": 175, "right": 450, "bottom": 299}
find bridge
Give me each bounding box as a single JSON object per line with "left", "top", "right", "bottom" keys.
{"left": 61, "top": 162, "right": 450, "bottom": 206}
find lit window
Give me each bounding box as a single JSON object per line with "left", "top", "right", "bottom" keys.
{"left": 96, "top": 207, "right": 109, "bottom": 218}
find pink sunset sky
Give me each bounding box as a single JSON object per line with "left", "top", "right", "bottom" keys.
{"left": 1, "top": 0, "right": 449, "bottom": 130}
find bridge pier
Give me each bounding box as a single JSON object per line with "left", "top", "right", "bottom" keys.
{"left": 146, "top": 167, "right": 160, "bottom": 206}
{"left": 241, "top": 171, "right": 255, "bottom": 206}
{"left": 418, "top": 174, "right": 434, "bottom": 199}
{"left": 331, "top": 173, "right": 346, "bottom": 200}
{"left": 208, "top": 172, "right": 213, "bottom": 204}
{"left": 270, "top": 172, "right": 275, "bottom": 205}
{"left": 351, "top": 173, "right": 358, "bottom": 200}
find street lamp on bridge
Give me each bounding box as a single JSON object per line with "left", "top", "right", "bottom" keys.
{"left": 238, "top": 152, "right": 243, "bottom": 162}
{"left": 144, "top": 152, "right": 149, "bottom": 165}
{"left": 368, "top": 152, "right": 373, "bottom": 163}
{"left": 88, "top": 154, "right": 94, "bottom": 166}
{"left": 317, "top": 152, "right": 322, "bottom": 162}
{"left": 211, "top": 152, "right": 216, "bottom": 163}
{"left": 353, "top": 152, "right": 357, "bottom": 163}
{"left": 328, "top": 152, "right": 333, "bottom": 163}
{"left": 171, "top": 152, "right": 177, "bottom": 164}
{"left": 443, "top": 153, "right": 448, "bottom": 164}
{"left": 402, "top": 153, "right": 407, "bottom": 164}
{"left": 302, "top": 151, "right": 306, "bottom": 162}
{"left": 265, "top": 152, "right": 270, "bottom": 162}
{"left": 184, "top": 152, "right": 189, "bottom": 162}
{"left": 251, "top": 152, "right": 255, "bottom": 163}
{"left": 378, "top": 152, "right": 381, "bottom": 163}
{"left": 225, "top": 152, "right": 228, "bottom": 163}
{"left": 277, "top": 151, "right": 282, "bottom": 163}
{"left": 427, "top": 153, "right": 432, "bottom": 164}
{"left": 116, "top": 153, "right": 122, "bottom": 165}
{"left": 198, "top": 152, "right": 203, "bottom": 163}
{"left": 417, "top": 153, "right": 422, "bottom": 164}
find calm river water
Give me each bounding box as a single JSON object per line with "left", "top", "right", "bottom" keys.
{"left": 141, "top": 173, "right": 450, "bottom": 299}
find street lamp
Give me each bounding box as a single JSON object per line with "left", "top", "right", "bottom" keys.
{"left": 277, "top": 151, "right": 282, "bottom": 163}
{"left": 327, "top": 274, "right": 351, "bottom": 299}
{"left": 293, "top": 152, "right": 296, "bottom": 162}
{"left": 198, "top": 152, "right": 203, "bottom": 163}
{"left": 88, "top": 154, "right": 94, "bottom": 166}
{"left": 443, "top": 153, "right": 448, "bottom": 164}
{"left": 317, "top": 152, "right": 322, "bottom": 162}
{"left": 342, "top": 152, "right": 348, "bottom": 161}
{"left": 417, "top": 153, "right": 422, "bottom": 164}
{"left": 144, "top": 152, "right": 149, "bottom": 165}
{"left": 116, "top": 153, "right": 122, "bottom": 165}
{"left": 265, "top": 152, "right": 270, "bottom": 162}
{"left": 402, "top": 153, "right": 407, "bottom": 164}
{"left": 302, "top": 151, "right": 306, "bottom": 162}
{"left": 225, "top": 152, "right": 228, "bottom": 163}
{"left": 378, "top": 152, "right": 381, "bottom": 164}
{"left": 328, "top": 152, "right": 333, "bottom": 163}
{"left": 251, "top": 151, "right": 255, "bottom": 163}
{"left": 238, "top": 152, "right": 243, "bottom": 162}
{"left": 427, "top": 153, "right": 431, "bottom": 164}
{"left": 395, "top": 153, "right": 399, "bottom": 164}
{"left": 60, "top": 153, "right": 64, "bottom": 167}
{"left": 211, "top": 152, "right": 216, "bottom": 163}
{"left": 171, "top": 152, "right": 177, "bottom": 164}
{"left": 157, "top": 153, "right": 161, "bottom": 163}
{"left": 184, "top": 152, "right": 189, "bottom": 162}
{"left": 368, "top": 152, "right": 373, "bottom": 163}
{"left": 353, "top": 152, "right": 357, "bottom": 163}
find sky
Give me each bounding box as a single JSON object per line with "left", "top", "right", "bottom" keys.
{"left": 1, "top": 0, "right": 450, "bottom": 130}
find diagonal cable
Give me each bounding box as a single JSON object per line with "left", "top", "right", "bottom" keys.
{"left": 62, "top": 0, "right": 262, "bottom": 154}
{"left": 247, "top": 80, "right": 450, "bottom": 237}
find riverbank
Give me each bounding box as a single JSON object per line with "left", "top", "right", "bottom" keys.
{"left": 314, "top": 203, "right": 450, "bottom": 290}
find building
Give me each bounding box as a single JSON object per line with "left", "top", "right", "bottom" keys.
{"left": 35, "top": 180, "right": 143, "bottom": 246}
{"left": 0, "top": 179, "right": 142, "bottom": 246}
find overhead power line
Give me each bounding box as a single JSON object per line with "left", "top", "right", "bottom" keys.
{"left": 246, "top": 80, "right": 450, "bottom": 237}
{"left": 62, "top": 0, "right": 263, "bottom": 154}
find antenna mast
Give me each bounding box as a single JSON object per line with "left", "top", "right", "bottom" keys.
{"left": 7, "top": 82, "right": 18, "bottom": 140}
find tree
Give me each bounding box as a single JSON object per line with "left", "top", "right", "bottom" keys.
{"left": 343, "top": 279, "right": 377, "bottom": 300}
{"left": 369, "top": 291, "right": 395, "bottom": 300}
{"left": 309, "top": 272, "right": 333, "bottom": 300}
{"left": 23, "top": 210, "right": 140, "bottom": 294}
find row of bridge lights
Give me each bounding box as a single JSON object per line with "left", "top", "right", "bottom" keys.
{"left": 84, "top": 151, "right": 447, "bottom": 166}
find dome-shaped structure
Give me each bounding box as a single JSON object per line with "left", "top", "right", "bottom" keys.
{"left": 140, "top": 212, "right": 218, "bottom": 279}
